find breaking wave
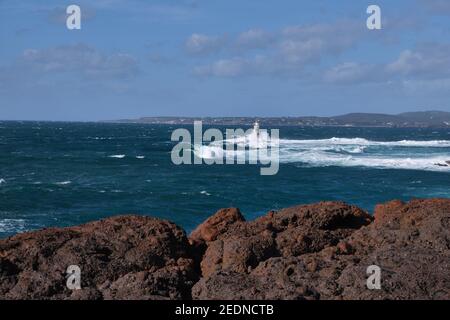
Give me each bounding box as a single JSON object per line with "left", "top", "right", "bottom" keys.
{"left": 280, "top": 137, "right": 450, "bottom": 171}
{"left": 0, "top": 219, "right": 26, "bottom": 233}
{"left": 108, "top": 154, "right": 126, "bottom": 159}
{"left": 55, "top": 181, "right": 72, "bottom": 185}
{"left": 279, "top": 137, "right": 450, "bottom": 148}
{"left": 193, "top": 136, "right": 450, "bottom": 172}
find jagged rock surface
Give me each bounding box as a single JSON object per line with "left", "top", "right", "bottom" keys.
{"left": 192, "top": 199, "right": 450, "bottom": 300}
{"left": 0, "top": 215, "right": 197, "bottom": 300}
{"left": 193, "top": 202, "right": 372, "bottom": 278}
{"left": 1, "top": 199, "right": 449, "bottom": 300}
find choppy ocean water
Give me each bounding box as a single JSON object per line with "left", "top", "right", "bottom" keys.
{"left": 1, "top": 121, "right": 449, "bottom": 238}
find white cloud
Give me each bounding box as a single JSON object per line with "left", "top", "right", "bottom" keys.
{"left": 194, "top": 58, "right": 251, "bottom": 77}
{"left": 189, "top": 20, "right": 364, "bottom": 78}
{"left": 0, "top": 43, "right": 139, "bottom": 95}
{"left": 323, "top": 43, "right": 450, "bottom": 86}
{"left": 186, "top": 19, "right": 450, "bottom": 90}
{"left": 281, "top": 21, "right": 362, "bottom": 52}
{"left": 20, "top": 44, "right": 138, "bottom": 79}
{"left": 279, "top": 39, "right": 324, "bottom": 64}
{"left": 386, "top": 44, "right": 450, "bottom": 79}
{"left": 185, "top": 33, "right": 226, "bottom": 55}
{"left": 387, "top": 50, "right": 423, "bottom": 74}
{"left": 236, "top": 29, "right": 273, "bottom": 49}
{"left": 324, "top": 62, "right": 378, "bottom": 84}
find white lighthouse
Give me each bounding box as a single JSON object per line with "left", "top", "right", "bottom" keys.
{"left": 253, "top": 120, "right": 260, "bottom": 138}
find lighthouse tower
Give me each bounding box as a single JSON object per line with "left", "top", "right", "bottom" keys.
{"left": 253, "top": 120, "right": 260, "bottom": 138}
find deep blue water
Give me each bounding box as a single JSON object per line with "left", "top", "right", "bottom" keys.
{"left": 1, "top": 121, "right": 450, "bottom": 238}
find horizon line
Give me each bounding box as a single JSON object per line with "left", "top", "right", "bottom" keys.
{"left": 1, "top": 110, "right": 449, "bottom": 123}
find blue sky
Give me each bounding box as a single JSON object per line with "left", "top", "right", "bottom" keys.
{"left": 1, "top": 0, "right": 450, "bottom": 121}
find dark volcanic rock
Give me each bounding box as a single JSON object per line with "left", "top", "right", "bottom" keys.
{"left": 189, "top": 208, "right": 245, "bottom": 245}
{"left": 2, "top": 199, "right": 449, "bottom": 300}
{"left": 192, "top": 199, "right": 450, "bottom": 300}
{"left": 194, "top": 202, "right": 372, "bottom": 278}
{"left": 0, "top": 215, "right": 198, "bottom": 300}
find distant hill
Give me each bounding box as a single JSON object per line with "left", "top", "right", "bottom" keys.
{"left": 110, "top": 111, "right": 450, "bottom": 128}
{"left": 329, "top": 111, "right": 450, "bottom": 127}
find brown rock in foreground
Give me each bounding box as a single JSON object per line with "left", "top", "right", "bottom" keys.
{"left": 1, "top": 199, "right": 449, "bottom": 300}
{"left": 189, "top": 207, "right": 245, "bottom": 245}
{"left": 192, "top": 199, "right": 450, "bottom": 300}
{"left": 0, "top": 215, "right": 197, "bottom": 300}
{"left": 193, "top": 202, "right": 372, "bottom": 278}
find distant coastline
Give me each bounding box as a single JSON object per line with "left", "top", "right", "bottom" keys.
{"left": 106, "top": 111, "right": 450, "bottom": 128}
{"left": 2, "top": 111, "right": 450, "bottom": 128}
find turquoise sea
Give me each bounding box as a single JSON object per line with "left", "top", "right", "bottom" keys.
{"left": 1, "top": 121, "right": 450, "bottom": 238}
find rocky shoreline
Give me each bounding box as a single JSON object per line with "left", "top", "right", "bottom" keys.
{"left": 1, "top": 199, "right": 449, "bottom": 300}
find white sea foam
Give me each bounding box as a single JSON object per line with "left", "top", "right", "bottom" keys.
{"left": 200, "top": 190, "right": 211, "bottom": 196}
{"left": 136, "top": 156, "right": 145, "bottom": 159}
{"left": 194, "top": 145, "right": 225, "bottom": 159}
{"left": 0, "top": 219, "right": 26, "bottom": 233}
{"left": 109, "top": 154, "right": 126, "bottom": 159}
{"left": 88, "top": 136, "right": 114, "bottom": 140}
{"left": 193, "top": 127, "right": 275, "bottom": 161}
{"left": 55, "top": 181, "right": 72, "bottom": 185}
{"left": 279, "top": 150, "right": 450, "bottom": 171}
{"left": 279, "top": 137, "right": 450, "bottom": 147}
{"left": 0, "top": 178, "right": 5, "bottom": 185}
{"left": 223, "top": 129, "right": 271, "bottom": 149}
{"left": 275, "top": 137, "right": 450, "bottom": 171}
{"left": 193, "top": 136, "right": 450, "bottom": 172}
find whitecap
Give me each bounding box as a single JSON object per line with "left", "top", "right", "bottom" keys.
{"left": 182, "top": 135, "right": 450, "bottom": 172}
{"left": 194, "top": 145, "right": 224, "bottom": 159}
{"left": 345, "top": 146, "right": 366, "bottom": 154}
{"left": 0, "top": 219, "right": 26, "bottom": 233}
{"left": 108, "top": 154, "right": 126, "bottom": 159}
{"left": 273, "top": 137, "right": 450, "bottom": 172}
{"left": 279, "top": 137, "right": 450, "bottom": 148}
{"left": 0, "top": 178, "right": 5, "bottom": 185}
{"left": 136, "top": 156, "right": 145, "bottom": 159}
{"left": 55, "top": 181, "right": 71, "bottom": 185}
{"left": 200, "top": 190, "right": 211, "bottom": 196}
{"left": 279, "top": 149, "right": 450, "bottom": 172}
